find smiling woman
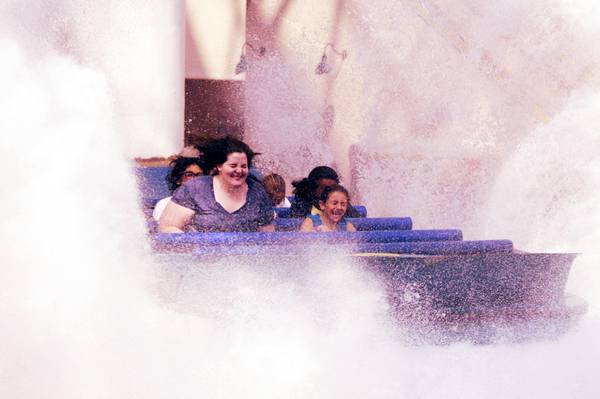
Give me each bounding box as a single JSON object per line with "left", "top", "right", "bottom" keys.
{"left": 158, "top": 137, "right": 275, "bottom": 232}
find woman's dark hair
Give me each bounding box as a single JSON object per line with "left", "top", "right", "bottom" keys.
{"left": 166, "top": 157, "right": 203, "bottom": 192}
{"left": 289, "top": 166, "right": 340, "bottom": 217}
{"left": 319, "top": 184, "right": 350, "bottom": 204}
{"left": 291, "top": 166, "right": 339, "bottom": 203}
{"left": 196, "top": 137, "right": 258, "bottom": 173}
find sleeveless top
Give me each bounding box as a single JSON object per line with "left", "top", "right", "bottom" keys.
{"left": 308, "top": 214, "right": 348, "bottom": 232}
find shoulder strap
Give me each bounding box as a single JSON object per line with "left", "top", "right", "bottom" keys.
{"left": 308, "top": 214, "right": 322, "bottom": 228}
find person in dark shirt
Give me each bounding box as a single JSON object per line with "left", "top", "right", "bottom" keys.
{"left": 289, "top": 166, "right": 360, "bottom": 218}
{"left": 158, "top": 137, "right": 274, "bottom": 233}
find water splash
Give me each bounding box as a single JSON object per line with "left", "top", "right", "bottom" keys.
{"left": 2, "top": 1, "right": 600, "bottom": 398}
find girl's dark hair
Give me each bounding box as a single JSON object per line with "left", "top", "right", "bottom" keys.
{"left": 196, "top": 137, "right": 258, "bottom": 172}
{"left": 166, "top": 157, "right": 203, "bottom": 192}
{"left": 291, "top": 166, "right": 340, "bottom": 203}
{"left": 319, "top": 184, "right": 350, "bottom": 204}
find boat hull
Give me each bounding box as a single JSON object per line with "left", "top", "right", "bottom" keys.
{"left": 359, "top": 252, "right": 585, "bottom": 343}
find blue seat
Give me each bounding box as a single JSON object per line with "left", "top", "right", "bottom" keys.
{"left": 274, "top": 208, "right": 292, "bottom": 218}
{"left": 149, "top": 216, "right": 412, "bottom": 234}
{"left": 153, "top": 229, "right": 462, "bottom": 248}
{"left": 135, "top": 167, "right": 171, "bottom": 199}
{"left": 187, "top": 240, "right": 513, "bottom": 257}
{"left": 275, "top": 205, "right": 367, "bottom": 218}
{"left": 274, "top": 217, "right": 412, "bottom": 231}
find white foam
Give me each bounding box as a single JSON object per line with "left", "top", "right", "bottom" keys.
{"left": 2, "top": 1, "right": 600, "bottom": 398}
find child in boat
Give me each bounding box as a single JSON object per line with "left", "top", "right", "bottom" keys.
{"left": 299, "top": 184, "right": 357, "bottom": 232}
{"left": 152, "top": 156, "right": 203, "bottom": 221}
{"left": 290, "top": 165, "right": 361, "bottom": 218}
{"left": 262, "top": 173, "right": 291, "bottom": 208}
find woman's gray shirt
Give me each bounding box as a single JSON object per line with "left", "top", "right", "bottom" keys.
{"left": 171, "top": 175, "right": 274, "bottom": 232}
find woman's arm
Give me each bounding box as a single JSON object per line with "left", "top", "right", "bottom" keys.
{"left": 158, "top": 201, "right": 195, "bottom": 233}
{"left": 299, "top": 217, "right": 314, "bottom": 232}
{"left": 346, "top": 221, "right": 357, "bottom": 232}
{"left": 258, "top": 223, "right": 275, "bottom": 232}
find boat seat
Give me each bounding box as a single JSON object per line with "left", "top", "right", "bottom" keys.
{"left": 275, "top": 217, "right": 412, "bottom": 231}
{"left": 275, "top": 205, "right": 367, "bottom": 218}
{"left": 187, "top": 240, "right": 513, "bottom": 256}
{"left": 152, "top": 229, "right": 463, "bottom": 248}
{"left": 135, "top": 166, "right": 171, "bottom": 199}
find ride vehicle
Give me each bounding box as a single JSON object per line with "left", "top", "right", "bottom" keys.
{"left": 137, "top": 166, "right": 586, "bottom": 343}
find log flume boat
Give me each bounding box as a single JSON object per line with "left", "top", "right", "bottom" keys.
{"left": 138, "top": 166, "right": 587, "bottom": 344}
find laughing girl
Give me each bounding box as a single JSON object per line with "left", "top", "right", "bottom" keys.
{"left": 299, "top": 184, "right": 357, "bottom": 232}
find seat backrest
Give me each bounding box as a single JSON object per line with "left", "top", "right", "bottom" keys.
{"left": 135, "top": 167, "right": 171, "bottom": 199}
{"left": 153, "top": 229, "right": 463, "bottom": 248}
{"left": 274, "top": 217, "right": 412, "bottom": 231}
{"left": 275, "top": 205, "right": 367, "bottom": 218}
{"left": 185, "top": 239, "right": 513, "bottom": 257}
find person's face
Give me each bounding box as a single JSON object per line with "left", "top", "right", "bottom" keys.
{"left": 314, "top": 178, "right": 337, "bottom": 200}
{"left": 265, "top": 185, "right": 285, "bottom": 206}
{"left": 179, "top": 164, "right": 202, "bottom": 185}
{"left": 319, "top": 191, "right": 348, "bottom": 223}
{"left": 217, "top": 152, "right": 248, "bottom": 187}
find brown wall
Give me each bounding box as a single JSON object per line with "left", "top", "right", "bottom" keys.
{"left": 184, "top": 79, "right": 245, "bottom": 145}
{"left": 184, "top": 0, "right": 246, "bottom": 145}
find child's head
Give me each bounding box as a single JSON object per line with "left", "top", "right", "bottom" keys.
{"left": 167, "top": 156, "right": 203, "bottom": 192}
{"left": 292, "top": 166, "right": 340, "bottom": 206}
{"left": 318, "top": 184, "right": 350, "bottom": 223}
{"left": 262, "top": 173, "right": 286, "bottom": 206}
